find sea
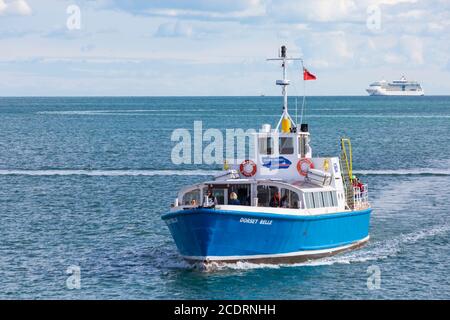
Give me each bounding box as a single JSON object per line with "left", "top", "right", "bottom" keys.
{"left": 0, "top": 96, "right": 449, "bottom": 299}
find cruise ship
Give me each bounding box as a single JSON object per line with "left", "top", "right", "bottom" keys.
{"left": 366, "top": 76, "right": 424, "bottom": 96}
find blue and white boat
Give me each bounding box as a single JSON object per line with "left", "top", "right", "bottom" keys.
{"left": 162, "top": 46, "right": 371, "bottom": 265}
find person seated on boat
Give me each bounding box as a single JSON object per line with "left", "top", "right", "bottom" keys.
{"left": 190, "top": 199, "right": 197, "bottom": 206}
{"left": 228, "top": 192, "right": 241, "bottom": 205}
{"left": 281, "top": 195, "right": 289, "bottom": 208}
{"left": 206, "top": 190, "right": 218, "bottom": 206}
{"left": 269, "top": 191, "right": 281, "bottom": 207}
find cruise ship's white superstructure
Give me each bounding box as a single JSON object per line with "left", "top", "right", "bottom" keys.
{"left": 366, "top": 76, "right": 424, "bottom": 96}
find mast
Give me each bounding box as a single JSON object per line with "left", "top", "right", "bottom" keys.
{"left": 267, "top": 45, "right": 302, "bottom": 132}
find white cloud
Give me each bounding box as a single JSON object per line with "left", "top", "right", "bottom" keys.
{"left": 0, "top": 0, "right": 7, "bottom": 13}
{"left": 399, "top": 35, "right": 423, "bottom": 64}
{"left": 154, "top": 21, "right": 193, "bottom": 38}
{"left": 106, "top": 0, "right": 266, "bottom": 20}
{"left": 374, "top": 0, "right": 418, "bottom": 5}
{"left": 383, "top": 53, "right": 403, "bottom": 64}
{"left": 0, "top": 0, "right": 32, "bottom": 16}
{"left": 297, "top": 31, "right": 355, "bottom": 70}
{"left": 396, "top": 9, "right": 424, "bottom": 19}
{"left": 268, "top": 0, "right": 359, "bottom": 23}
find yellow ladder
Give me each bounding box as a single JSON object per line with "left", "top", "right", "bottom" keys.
{"left": 340, "top": 138, "right": 354, "bottom": 209}
{"left": 341, "top": 138, "right": 353, "bottom": 179}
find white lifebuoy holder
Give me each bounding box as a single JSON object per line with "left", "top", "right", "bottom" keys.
{"left": 240, "top": 160, "right": 257, "bottom": 177}
{"left": 297, "top": 158, "right": 314, "bottom": 176}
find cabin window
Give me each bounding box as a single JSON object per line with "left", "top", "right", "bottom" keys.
{"left": 213, "top": 189, "right": 225, "bottom": 205}
{"left": 331, "top": 191, "right": 338, "bottom": 206}
{"left": 182, "top": 189, "right": 200, "bottom": 206}
{"left": 322, "top": 191, "right": 332, "bottom": 207}
{"left": 313, "top": 192, "right": 323, "bottom": 208}
{"left": 279, "top": 137, "right": 294, "bottom": 155}
{"left": 257, "top": 185, "right": 278, "bottom": 207}
{"left": 227, "top": 184, "right": 251, "bottom": 206}
{"left": 298, "top": 136, "right": 307, "bottom": 157}
{"left": 304, "top": 193, "right": 314, "bottom": 209}
{"left": 304, "top": 191, "right": 338, "bottom": 209}
{"left": 259, "top": 137, "right": 274, "bottom": 155}
{"left": 281, "top": 188, "right": 300, "bottom": 208}
{"left": 202, "top": 187, "right": 226, "bottom": 205}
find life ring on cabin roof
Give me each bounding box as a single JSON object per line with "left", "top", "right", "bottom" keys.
{"left": 240, "top": 160, "right": 257, "bottom": 177}
{"left": 297, "top": 158, "right": 314, "bottom": 176}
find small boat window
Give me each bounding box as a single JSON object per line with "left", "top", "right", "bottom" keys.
{"left": 257, "top": 185, "right": 278, "bottom": 207}
{"left": 304, "top": 193, "right": 314, "bottom": 208}
{"left": 304, "top": 191, "right": 338, "bottom": 209}
{"left": 279, "top": 137, "right": 294, "bottom": 154}
{"left": 227, "top": 184, "right": 251, "bottom": 206}
{"left": 313, "top": 192, "right": 323, "bottom": 208}
{"left": 259, "top": 137, "right": 274, "bottom": 155}
{"left": 182, "top": 189, "right": 200, "bottom": 206}
{"left": 298, "top": 136, "right": 307, "bottom": 157}
{"left": 331, "top": 191, "right": 338, "bottom": 206}
{"left": 213, "top": 189, "right": 225, "bottom": 205}
{"left": 280, "top": 188, "right": 301, "bottom": 208}
{"left": 202, "top": 187, "right": 226, "bottom": 205}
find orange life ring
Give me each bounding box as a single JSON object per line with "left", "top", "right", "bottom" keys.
{"left": 297, "top": 158, "right": 314, "bottom": 176}
{"left": 240, "top": 160, "right": 257, "bottom": 177}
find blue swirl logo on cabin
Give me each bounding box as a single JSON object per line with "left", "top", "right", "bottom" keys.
{"left": 262, "top": 156, "right": 292, "bottom": 170}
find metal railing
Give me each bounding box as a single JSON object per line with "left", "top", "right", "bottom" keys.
{"left": 353, "top": 184, "right": 369, "bottom": 210}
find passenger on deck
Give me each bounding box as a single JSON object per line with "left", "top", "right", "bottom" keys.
{"left": 190, "top": 199, "right": 197, "bottom": 206}
{"left": 228, "top": 192, "right": 241, "bottom": 205}
{"left": 356, "top": 178, "right": 364, "bottom": 192}
{"left": 206, "top": 190, "right": 218, "bottom": 206}
{"left": 352, "top": 175, "right": 358, "bottom": 187}
{"left": 269, "top": 192, "right": 281, "bottom": 207}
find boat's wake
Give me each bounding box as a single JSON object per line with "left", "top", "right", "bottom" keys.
{"left": 0, "top": 169, "right": 222, "bottom": 176}
{"left": 154, "top": 222, "right": 450, "bottom": 272}
{"left": 0, "top": 168, "right": 449, "bottom": 177}
{"left": 354, "top": 169, "right": 450, "bottom": 176}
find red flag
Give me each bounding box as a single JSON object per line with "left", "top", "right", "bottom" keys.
{"left": 303, "top": 68, "right": 316, "bottom": 80}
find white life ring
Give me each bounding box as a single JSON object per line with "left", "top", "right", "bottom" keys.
{"left": 297, "top": 158, "right": 314, "bottom": 176}
{"left": 240, "top": 160, "right": 257, "bottom": 177}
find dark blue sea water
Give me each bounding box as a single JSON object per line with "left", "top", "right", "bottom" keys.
{"left": 1, "top": 96, "right": 449, "bottom": 299}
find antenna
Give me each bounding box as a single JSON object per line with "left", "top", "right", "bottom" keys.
{"left": 267, "top": 45, "right": 302, "bottom": 132}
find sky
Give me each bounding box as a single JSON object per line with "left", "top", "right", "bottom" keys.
{"left": 0, "top": 0, "right": 449, "bottom": 96}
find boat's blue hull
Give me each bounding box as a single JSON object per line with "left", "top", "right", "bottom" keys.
{"left": 162, "top": 207, "right": 371, "bottom": 263}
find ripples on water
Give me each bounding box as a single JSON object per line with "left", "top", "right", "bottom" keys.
{"left": 0, "top": 96, "right": 450, "bottom": 299}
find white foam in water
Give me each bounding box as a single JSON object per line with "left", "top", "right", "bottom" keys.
{"left": 37, "top": 108, "right": 268, "bottom": 115}
{"left": 370, "top": 177, "right": 430, "bottom": 215}
{"left": 39, "top": 109, "right": 216, "bottom": 114}
{"left": 195, "top": 223, "right": 450, "bottom": 271}
{"left": 309, "top": 222, "right": 450, "bottom": 266}
{"left": 37, "top": 110, "right": 450, "bottom": 119}
{"left": 0, "top": 169, "right": 222, "bottom": 176}
{"left": 354, "top": 169, "right": 450, "bottom": 176}
{"left": 37, "top": 110, "right": 153, "bottom": 114}
{"left": 0, "top": 168, "right": 449, "bottom": 177}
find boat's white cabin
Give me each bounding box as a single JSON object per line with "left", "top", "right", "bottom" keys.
{"left": 172, "top": 172, "right": 369, "bottom": 215}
